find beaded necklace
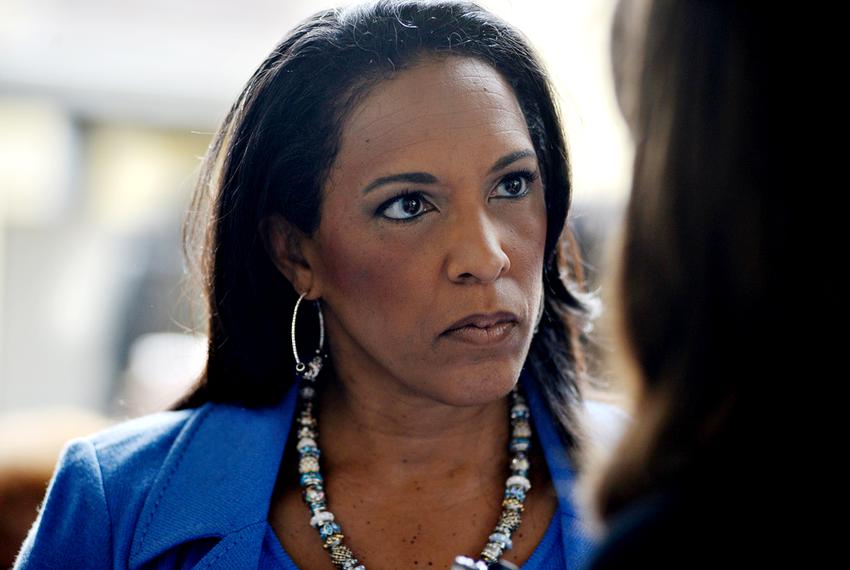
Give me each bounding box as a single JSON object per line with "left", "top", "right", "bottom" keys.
{"left": 293, "top": 352, "right": 533, "bottom": 569}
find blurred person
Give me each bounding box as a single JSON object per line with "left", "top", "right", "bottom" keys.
{"left": 13, "top": 1, "right": 625, "bottom": 568}
{"left": 579, "top": 0, "right": 771, "bottom": 567}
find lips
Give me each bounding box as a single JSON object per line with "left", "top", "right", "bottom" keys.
{"left": 443, "top": 311, "right": 519, "bottom": 334}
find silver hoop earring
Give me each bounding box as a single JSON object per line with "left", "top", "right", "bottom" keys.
{"left": 291, "top": 292, "right": 327, "bottom": 390}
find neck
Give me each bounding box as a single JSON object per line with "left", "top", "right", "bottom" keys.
{"left": 314, "top": 367, "right": 512, "bottom": 493}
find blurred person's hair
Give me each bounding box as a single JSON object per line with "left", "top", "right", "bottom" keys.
{"left": 591, "top": 0, "right": 772, "bottom": 519}
{"left": 171, "top": 0, "right": 597, "bottom": 458}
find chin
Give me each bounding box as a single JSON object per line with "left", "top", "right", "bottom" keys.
{"left": 435, "top": 363, "right": 522, "bottom": 407}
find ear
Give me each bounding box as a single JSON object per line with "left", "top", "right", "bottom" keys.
{"left": 260, "top": 214, "right": 322, "bottom": 300}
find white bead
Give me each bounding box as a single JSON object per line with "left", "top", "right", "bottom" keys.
{"left": 451, "top": 557, "right": 488, "bottom": 570}
{"left": 511, "top": 457, "right": 530, "bottom": 471}
{"left": 297, "top": 427, "right": 316, "bottom": 439}
{"left": 301, "top": 386, "right": 315, "bottom": 399}
{"left": 299, "top": 456, "right": 320, "bottom": 473}
{"left": 297, "top": 437, "right": 317, "bottom": 451}
{"left": 305, "top": 488, "right": 325, "bottom": 502}
{"left": 512, "top": 423, "right": 532, "bottom": 438}
{"left": 310, "top": 510, "right": 335, "bottom": 528}
{"left": 506, "top": 475, "right": 531, "bottom": 491}
{"left": 489, "top": 532, "right": 513, "bottom": 550}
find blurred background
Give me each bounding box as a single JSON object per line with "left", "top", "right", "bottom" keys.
{"left": 0, "top": 0, "right": 632, "bottom": 560}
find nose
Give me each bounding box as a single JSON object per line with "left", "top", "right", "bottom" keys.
{"left": 445, "top": 210, "right": 511, "bottom": 284}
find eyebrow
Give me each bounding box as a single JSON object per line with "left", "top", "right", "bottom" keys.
{"left": 360, "top": 149, "right": 537, "bottom": 195}
{"left": 488, "top": 149, "right": 536, "bottom": 174}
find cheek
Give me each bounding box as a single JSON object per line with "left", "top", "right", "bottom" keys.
{"left": 318, "top": 226, "right": 428, "bottom": 336}
{"left": 509, "top": 192, "right": 548, "bottom": 271}
{"left": 321, "top": 234, "right": 387, "bottom": 301}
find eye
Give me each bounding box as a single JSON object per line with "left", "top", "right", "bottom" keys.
{"left": 493, "top": 170, "right": 538, "bottom": 199}
{"left": 376, "top": 191, "right": 435, "bottom": 222}
{"left": 375, "top": 170, "right": 539, "bottom": 224}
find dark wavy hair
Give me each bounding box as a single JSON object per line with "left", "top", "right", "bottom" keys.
{"left": 171, "top": 0, "right": 596, "bottom": 460}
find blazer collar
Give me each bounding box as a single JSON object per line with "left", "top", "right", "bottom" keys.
{"left": 129, "top": 368, "right": 593, "bottom": 568}
{"left": 129, "top": 380, "right": 299, "bottom": 569}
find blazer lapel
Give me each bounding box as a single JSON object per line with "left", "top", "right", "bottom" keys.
{"left": 522, "top": 369, "right": 596, "bottom": 568}
{"left": 129, "top": 380, "right": 300, "bottom": 569}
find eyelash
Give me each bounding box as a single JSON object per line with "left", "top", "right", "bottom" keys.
{"left": 375, "top": 169, "right": 540, "bottom": 224}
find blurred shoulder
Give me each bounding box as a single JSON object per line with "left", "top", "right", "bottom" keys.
{"left": 581, "top": 398, "right": 631, "bottom": 451}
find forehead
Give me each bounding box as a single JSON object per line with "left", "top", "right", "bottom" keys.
{"left": 328, "top": 56, "right": 533, "bottom": 189}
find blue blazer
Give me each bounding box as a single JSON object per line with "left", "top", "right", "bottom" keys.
{"left": 14, "top": 369, "right": 599, "bottom": 569}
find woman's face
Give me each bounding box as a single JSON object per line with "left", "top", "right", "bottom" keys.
{"left": 298, "top": 55, "right": 548, "bottom": 406}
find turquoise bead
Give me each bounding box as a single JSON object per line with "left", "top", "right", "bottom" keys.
{"left": 300, "top": 472, "right": 323, "bottom": 486}
{"left": 320, "top": 521, "right": 342, "bottom": 539}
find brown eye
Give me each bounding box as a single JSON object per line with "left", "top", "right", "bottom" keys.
{"left": 503, "top": 177, "right": 525, "bottom": 195}
{"left": 401, "top": 196, "right": 422, "bottom": 215}
{"left": 377, "top": 191, "right": 434, "bottom": 222}
{"left": 494, "top": 171, "right": 537, "bottom": 198}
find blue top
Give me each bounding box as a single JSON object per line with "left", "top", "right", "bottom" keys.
{"left": 14, "top": 368, "right": 596, "bottom": 569}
